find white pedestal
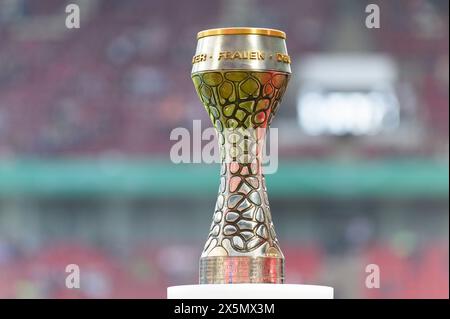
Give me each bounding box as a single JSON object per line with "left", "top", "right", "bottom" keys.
{"left": 167, "top": 284, "right": 334, "bottom": 299}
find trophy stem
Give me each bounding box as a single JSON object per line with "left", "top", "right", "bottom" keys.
{"left": 199, "top": 128, "right": 285, "bottom": 284}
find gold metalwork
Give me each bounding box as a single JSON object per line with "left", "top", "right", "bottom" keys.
{"left": 197, "top": 27, "right": 286, "bottom": 40}
{"left": 192, "top": 29, "right": 291, "bottom": 284}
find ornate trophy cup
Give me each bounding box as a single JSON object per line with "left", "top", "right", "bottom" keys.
{"left": 192, "top": 28, "right": 290, "bottom": 284}
{"left": 168, "top": 28, "right": 333, "bottom": 298}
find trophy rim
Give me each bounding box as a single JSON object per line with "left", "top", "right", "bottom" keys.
{"left": 197, "top": 27, "right": 286, "bottom": 40}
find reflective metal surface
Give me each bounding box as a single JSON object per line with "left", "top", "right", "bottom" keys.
{"left": 192, "top": 30, "right": 291, "bottom": 73}
{"left": 191, "top": 28, "right": 291, "bottom": 284}
{"left": 197, "top": 27, "right": 286, "bottom": 40}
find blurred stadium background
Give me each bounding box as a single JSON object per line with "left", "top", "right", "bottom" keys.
{"left": 0, "top": 0, "right": 448, "bottom": 298}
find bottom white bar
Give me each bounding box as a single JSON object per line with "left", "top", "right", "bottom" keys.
{"left": 167, "top": 284, "right": 334, "bottom": 299}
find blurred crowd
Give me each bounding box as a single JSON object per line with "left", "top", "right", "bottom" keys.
{"left": 0, "top": 240, "right": 447, "bottom": 298}
{"left": 0, "top": 0, "right": 447, "bottom": 157}
{"left": 0, "top": 0, "right": 448, "bottom": 299}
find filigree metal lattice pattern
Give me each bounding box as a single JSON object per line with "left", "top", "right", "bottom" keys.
{"left": 192, "top": 71, "right": 289, "bottom": 259}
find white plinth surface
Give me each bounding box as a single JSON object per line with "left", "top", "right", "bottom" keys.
{"left": 167, "top": 284, "right": 333, "bottom": 299}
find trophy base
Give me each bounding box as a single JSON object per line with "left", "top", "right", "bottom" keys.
{"left": 199, "top": 256, "right": 284, "bottom": 284}
{"left": 167, "top": 284, "right": 334, "bottom": 299}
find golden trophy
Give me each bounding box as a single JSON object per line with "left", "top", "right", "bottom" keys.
{"left": 167, "top": 28, "right": 333, "bottom": 298}
{"left": 192, "top": 28, "right": 290, "bottom": 284}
